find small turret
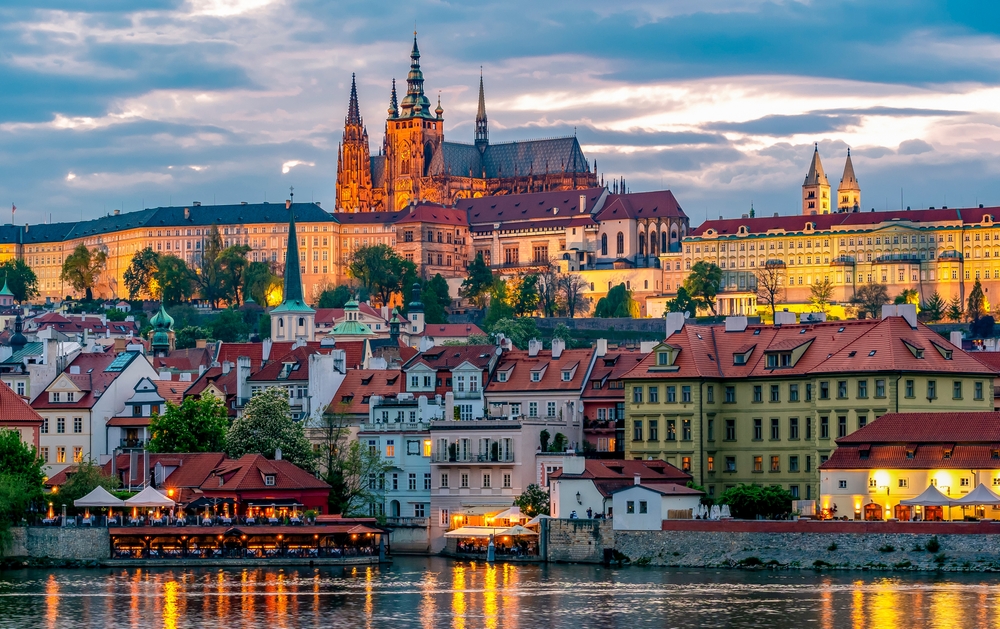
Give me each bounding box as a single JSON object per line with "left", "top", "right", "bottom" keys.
{"left": 475, "top": 71, "right": 489, "bottom": 150}
{"left": 149, "top": 303, "right": 174, "bottom": 356}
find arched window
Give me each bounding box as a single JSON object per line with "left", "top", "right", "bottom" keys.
{"left": 278, "top": 319, "right": 284, "bottom": 327}
{"left": 601, "top": 233, "right": 608, "bottom": 256}
{"left": 298, "top": 317, "right": 305, "bottom": 326}
{"left": 650, "top": 233, "right": 657, "bottom": 255}
{"left": 638, "top": 236, "right": 645, "bottom": 256}
{"left": 661, "top": 232, "right": 668, "bottom": 252}
{"left": 616, "top": 232, "right": 624, "bottom": 255}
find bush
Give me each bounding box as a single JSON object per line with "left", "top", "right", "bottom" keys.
{"left": 827, "top": 543, "right": 838, "bottom": 552}
{"left": 925, "top": 536, "right": 940, "bottom": 553}
{"left": 718, "top": 484, "right": 794, "bottom": 519}
{"left": 813, "top": 560, "right": 832, "bottom": 569}
{"left": 878, "top": 544, "right": 895, "bottom": 553}
{"left": 893, "top": 560, "right": 912, "bottom": 569}
{"left": 933, "top": 553, "right": 947, "bottom": 566}
{"left": 738, "top": 556, "right": 763, "bottom": 567}
{"left": 911, "top": 543, "right": 924, "bottom": 552}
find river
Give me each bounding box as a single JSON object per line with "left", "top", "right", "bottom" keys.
{"left": 0, "top": 557, "right": 996, "bottom": 628}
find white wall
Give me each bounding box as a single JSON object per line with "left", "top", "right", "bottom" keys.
{"left": 551, "top": 477, "right": 607, "bottom": 518}
{"left": 612, "top": 486, "right": 663, "bottom": 531}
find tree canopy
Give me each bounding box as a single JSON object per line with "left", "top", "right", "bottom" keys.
{"left": 487, "top": 317, "right": 538, "bottom": 349}
{"left": 809, "top": 278, "right": 834, "bottom": 315}
{"left": 123, "top": 247, "right": 160, "bottom": 300}
{"left": 60, "top": 244, "right": 107, "bottom": 301}
{"left": 0, "top": 428, "right": 45, "bottom": 535}
{"left": 967, "top": 279, "right": 988, "bottom": 322}
{"left": 419, "top": 274, "right": 452, "bottom": 324}
{"left": 665, "top": 286, "right": 695, "bottom": 314}
{"left": 559, "top": 273, "right": 591, "bottom": 317}
{"left": 851, "top": 283, "right": 889, "bottom": 319}
{"left": 514, "top": 484, "right": 550, "bottom": 517}
{"left": 594, "top": 283, "right": 636, "bottom": 318}
{"left": 0, "top": 259, "right": 39, "bottom": 303}
{"left": 754, "top": 262, "right": 784, "bottom": 318}
{"left": 460, "top": 253, "right": 493, "bottom": 308}
{"left": 155, "top": 255, "right": 195, "bottom": 305}
{"left": 49, "top": 458, "right": 121, "bottom": 511}
{"left": 244, "top": 261, "right": 282, "bottom": 306}
{"left": 920, "top": 292, "right": 946, "bottom": 323}
{"left": 149, "top": 394, "right": 230, "bottom": 453}
{"left": 718, "top": 484, "right": 793, "bottom": 519}
{"left": 195, "top": 224, "right": 225, "bottom": 308}
{"left": 225, "top": 388, "right": 316, "bottom": 471}
{"left": 314, "top": 403, "right": 391, "bottom": 516}
{"left": 682, "top": 261, "right": 723, "bottom": 314}
{"left": 218, "top": 245, "right": 252, "bottom": 306}
{"left": 348, "top": 244, "right": 416, "bottom": 307}
{"left": 318, "top": 285, "right": 354, "bottom": 308}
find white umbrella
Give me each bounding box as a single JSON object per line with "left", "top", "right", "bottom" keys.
{"left": 74, "top": 486, "right": 125, "bottom": 507}
{"left": 720, "top": 504, "right": 731, "bottom": 518}
{"left": 950, "top": 483, "right": 1000, "bottom": 506}
{"left": 124, "top": 486, "right": 176, "bottom": 508}
{"left": 710, "top": 505, "right": 721, "bottom": 520}
{"left": 900, "top": 485, "right": 952, "bottom": 506}
{"left": 525, "top": 514, "right": 551, "bottom": 527}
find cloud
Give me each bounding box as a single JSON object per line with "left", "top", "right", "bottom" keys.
{"left": 898, "top": 138, "right": 935, "bottom": 155}
{"left": 281, "top": 160, "right": 314, "bottom": 174}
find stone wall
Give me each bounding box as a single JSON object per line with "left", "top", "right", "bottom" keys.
{"left": 544, "top": 519, "right": 612, "bottom": 564}
{"left": 6, "top": 527, "right": 110, "bottom": 560}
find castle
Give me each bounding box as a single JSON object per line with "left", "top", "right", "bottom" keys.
{"left": 335, "top": 36, "right": 598, "bottom": 212}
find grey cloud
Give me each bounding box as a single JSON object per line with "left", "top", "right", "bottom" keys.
{"left": 898, "top": 139, "right": 934, "bottom": 155}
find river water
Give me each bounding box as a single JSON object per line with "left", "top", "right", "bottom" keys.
{"left": 0, "top": 557, "right": 997, "bottom": 628}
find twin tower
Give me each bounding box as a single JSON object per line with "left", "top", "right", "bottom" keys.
{"left": 802, "top": 145, "right": 861, "bottom": 215}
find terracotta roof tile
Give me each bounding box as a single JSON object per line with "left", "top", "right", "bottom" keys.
{"left": 207, "top": 454, "right": 329, "bottom": 492}
{"left": 329, "top": 369, "right": 404, "bottom": 416}
{"left": 0, "top": 380, "right": 43, "bottom": 422}
{"left": 486, "top": 348, "right": 594, "bottom": 392}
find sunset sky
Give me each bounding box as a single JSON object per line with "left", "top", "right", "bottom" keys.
{"left": 3, "top": 0, "right": 1000, "bottom": 224}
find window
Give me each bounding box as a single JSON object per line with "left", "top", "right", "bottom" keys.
{"left": 707, "top": 386, "right": 714, "bottom": 403}
{"left": 632, "top": 387, "right": 643, "bottom": 403}
{"left": 806, "top": 456, "right": 812, "bottom": 472}
{"left": 838, "top": 480, "right": 848, "bottom": 489}
{"left": 753, "top": 385, "right": 762, "bottom": 403}
{"left": 409, "top": 473, "right": 417, "bottom": 490}
{"left": 953, "top": 380, "right": 963, "bottom": 399}
{"left": 789, "top": 417, "right": 799, "bottom": 440}
{"left": 682, "top": 386, "right": 691, "bottom": 403}
{"left": 414, "top": 504, "right": 426, "bottom": 518}
{"left": 770, "top": 385, "right": 780, "bottom": 402}
{"left": 898, "top": 478, "right": 908, "bottom": 488}
{"left": 546, "top": 401, "right": 556, "bottom": 417}
{"left": 633, "top": 420, "right": 643, "bottom": 441}
{"left": 530, "top": 371, "right": 541, "bottom": 383}
{"left": 482, "top": 473, "right": 491, "bottom": 488}
{"left": 503, "top": 473, "right": 511, "bottom": 488}
{"left": 41, "top": 418, "right": 48, "bottom": 434}
{"left": 529, "top": 402, "right": 538, "bottom": 417}
{"left": 707, "top": 419, "right": 715, "bottom": 441}
{"left": 441, "top": 473, "right": 449, "bottom": 488}
{"left": 725, "top": 419, "right": 736, "bottom": 441}
{"left": 961, "top": 477, "right": 970, "bottom": 487}
{"left": 789, "top": 455, "right": 799, "bottom": 472}
{"left": 73, "top": 446, "right": 83, "bottom": 463}
{"left": 626, "top": 500, "right": 635, "bottom": 514}
{"left": 820, "top": 416, "right": 830, "bottom": 439}
{"left": 753, "top": 418, "right": 763, "bottom": 440}
{"left": 264, "top": 474, "right": 275, "bottom": 486}
{"left": 928, "top": 380, "right": 937, "bottom": 400}
{"left": 424, "top": 473, "right": 432, "bottom": 490}
{"left": 392, "top": 474, "right": 398, "bottom": 490}
{"left": 857, "top": 380, "right": 868, "bottom": 399}
{"left": 725, "top": 386, "right": 736, "bottom": 403}
{"left": 666, "top": 419, "right": 676, "bottom": 441}
{"left": 976, "top": 381, "right": 985, "bottom": 400}
{"left": 789, "top": 384, "right": 799, "bottom": 402}
{"left": 639, "top": 501, "right": 648, "bottom": 514}
{"left": 461, "top": 473, "right": 469, "bottom": 488}
{"left": 682, "top": 419, "right": 691, "bottom": 440}
{"left": 649, "top": 420, "right": 659, "bottom": 441}
{"left": 651, "top": 386, "right": 661, "bottom": 403}
{"left": 40, "top": 446, "right": 48, "bottom": 462}
{"left": 770, "top": 456, "right": 780, "bottom": 472}
{"left": 753, "top": 456, "right": 763, "bottom": 472}
{"left": 725, "top": 456, "right": 736, "bottom": 472}
{"left": 805, "top": 383, "right": 813, "bottom": 401}
{"left": 72, "top": 416, "right": 82, "bottom": 433}
{"left": 906, "top": 379, "right": 915, "bottom": 397}
{"left": 385, "top": 440, "right": 395, "bottom": 457}
{"left": 56, "top": 447, "right": 66, "bottom": 463}
{"left": 707, "top": 456, "right": 715, "bottom": 472}
{"left": 806, "top": 417, "right": 812, "bottom": 440}
{"left": 424, "top": 440, "right": 432, "bottom": 457}
{"left": 858, "top": 414, "right": 868, "bottom": 429}
{"left": 875, "top": 379, "right": 886, "bottom": 398}
{"left": 838, "top": 416, "right": 848, "bottom": 438}
{"left": 657, "top": 352, "right": 668, "bottom": 366}
{"left": 837, "top": 380, "right": 848, "bottom": 399}
{"left": 56, "top": 417, "right": 65, "bottom": 434}
{"left": 440, "top": 509, "right": 450, "bottom": 525}
{"left": 819, "top": 381, "right": 829, "bottom": 399}
{"left": 770, "top": 417, "right": 780, "bottom": 440}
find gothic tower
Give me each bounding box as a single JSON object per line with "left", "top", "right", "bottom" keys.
{"left": 837, "top": 148, "right": 861, "bottom": 212}
{"left": 270, "top": 198, "right": 315, "bottom": 341}
{"left": 384, "top": 34, "right": 445, "bottom": 210}
{"left": 475, "top": 72, "right": 488, "bottom": 152}
{"left": 802, "top": 144, "right": 831, "bottom": 215}
{"left": 335, "top": 74, "right": 375, "bottom": 212}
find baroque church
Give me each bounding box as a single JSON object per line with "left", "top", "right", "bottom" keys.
{"left": 335, "top": 36, "right": 598, "bottom": 212}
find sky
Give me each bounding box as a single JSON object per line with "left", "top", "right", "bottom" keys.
{"left": 3, "top": 0, "right": 1000, "bottom": 226}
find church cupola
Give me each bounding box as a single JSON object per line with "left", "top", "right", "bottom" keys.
{"left": 149, "top": 303, "right": 175, "bottom": 356}
{"left": 399, "top": 34, "right": 433, "bottom": 119}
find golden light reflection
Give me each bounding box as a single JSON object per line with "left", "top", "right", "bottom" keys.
{"left": 45, "top": 574, "right": 58, "bottom": 629}
{"left": 852, "top": 580, "right": 865, "bottom": 629}
{"left": 931, "top": 587, "right": 961, "bottom": 629}
{"left": 452, "top": 564, "right": 466, "bottom": 629}
{"left": 364, "top": 566, "right": 374, "bottom": 629}
{"left": 421, "top": 570, "right": 437, "bottom": 629}
{"left": 820, "top": 584, "right": 833, "bottom": 629}
{"left": 502, "top": 563, "right": 519, "bottom": 629}
{"left": 163, "top": 580, "right": 179, "bottom": 629}
{"left": 240, "top": 569, "right": 255, "bottom": 625}
{"left": 483, "top": 564, "right": 498, "bottom": 629}
{"left": 869, "top": 580, "right": 897, "bottom": 628}
{"left": 275, "top": 572, "right": 288, "bottom": 629}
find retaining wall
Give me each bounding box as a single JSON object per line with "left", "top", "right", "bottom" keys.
{"left": 6, "top": 527, "right": 110, "bottom": 561}
{"left": 544, "top": 519, "right": 613, "bottom": 563}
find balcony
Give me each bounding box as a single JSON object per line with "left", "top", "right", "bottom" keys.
{"left": 830, "top": 256, "right": 855, "bottom": 266}
{"left": 453, "top": 390, "right": 483, "bottom": 401}
{"left": 358, "top": 422, "right": 431, "bottom": 433}
{"left": 120, "top": 439, "right": 145, "bottom": 449}
{"left": 385, "top": 517, "right": 429, "bottom": 527}
{"left": 431, "top": 451, "right": 515, "bottom": 464}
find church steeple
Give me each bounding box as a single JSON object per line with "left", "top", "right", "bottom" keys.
{"left": 837, "top": 148, "right": 861, "bottom": 212}
{"left": 347, "top": 73, "right": 361, "bottom": 125}
{"left": 388, "top": 78, "right": 399, "bottom": 118}
{"left": 802, "top": 143, "right": 831, "bottom": 215}
{"left": 270, "top": 192, "right": 315, "bottom": 341}
{"left": 400, "top": 33, "right": 433, "bottom": 119}
{"left": 475, "top": 70, "right": 489, "bottom": 151}
{"left": 336, "top": 73, "right": 374, "bottom": 212}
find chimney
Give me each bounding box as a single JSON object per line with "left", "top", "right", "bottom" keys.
{"left": 113, "top": 209, "right": 120, "bottom": 216}
{"left": 634, "top": 473, "right": 641, "bottom": 486}
{"left": 774, "top": 310, "right": 797, "bottom": 326}
{"left": 184, "top": 207, "right": 190, "bottom": 220}
{"left": 950, "top": 330, "right": 964, "bottom": 349}
{"left": 665, "top": 312, "right": 686, "bottom": 338}
{"left": 274, "top": 447, "right": 282, "bottom": 461}
{"left": 193, "top": 201, "right": 201, "bottom": 206}
{"left": 196, "top": 339, "right": 207, "bottom": 349}
{"left": 158, "top": 369, "right": 171, "bottom": 380}
{"left": 24, "top": 223, "right": 28, "bottom": 232}
{"left": 198, "top": 364, "right": 206, "bottom": 376}
{"left": 179, "top": 372, "right": 192, "bottom": 382}
{"left": 579, "top": 194, "right": 586, "bottom": 213}
{"left": 551, "top": 338, "right": 565, "bottom": 359}
{"left": 724, "top": 316, "right": 748, "bottom": 332}
{"left": 528, "top": 339, "right": 541, "bottom": 357}
{"left": 640, "top": 341, "right": 656, "bottom": 353}
{"left": 596, "top": 338, "right": 608, "bottom": 357}
{"left": 236, "top": 356, "right": 251, "bottom": 403}
{"left": 285, "top": 199, "right": 291, "bottom": 209}
{"left": 222, "top": 361, "right": 233, "bottom": 375}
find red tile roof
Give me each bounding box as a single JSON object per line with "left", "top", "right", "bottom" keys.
{"left": 207, "top": 454, "right": 329, "bottom": 492}
{"left": 487, "top": 348, "right": 594, "bottom": 392}
{"left": 31, "top": 312, "right": 139, "bottom": 336}
{"left": 0, "top": 380, "right": 43, "bottom": 422}
{"left": 550, "top": 459, "right": 691, "bottom": 497}
{"left": 393, "top": 203, "right": 469, "bottom": 226}
{"left": 102, "top": 452, "right": 228, "bottom": 491}
{"left": 971, "top": 352, "right": 1000, "bottom": 374}
{"left": 464, "top": 187, "right": 605, "bottom": 233}
{"left": 420, "top": 323, "right": 485, "bottom": 338}
{"left": 582, "top": 348, "right": 646, "bottom": 401}
{"left": 150, "top": 347, "right": 215, "bottom": 372}
{"left": 822, "top": 443, "right": 1000, "bottom": 470}
{"left": 215, "top": 342, "right": 265, "bottom": 369}
{"left": 315, "top": 304, "right": 385, "bottom": 326}
{"left": 404, "top": 344, "right": 498, "bottom": 371}
{"left": 155, "top": 379, "right": 187, "bottom": 405}
{"left": 31, "top": 352, "right": 124, "bottom": 410}
{"left": 595, "top": 190, "right": 685, "bottom": 221}
{"left": 329, "top": 369, "right": 404, "bottom": 416}
{"left": 837, "top": 412, "right": 1000, "bottom": 444}
{"left": 249, "top": 345, "right": 325, "bottom": 382}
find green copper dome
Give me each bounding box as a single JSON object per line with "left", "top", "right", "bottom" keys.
{"left": 150, "top": 303, "right": 173, "bottom": 352}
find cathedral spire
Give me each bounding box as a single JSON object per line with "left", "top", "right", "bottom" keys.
{"left": 837, "top": 147, "right": 861, "bottom": 212}
{"left": 281, "top": 193, "right": 306, "bottom": 307}
{"left": 802, "top": 143, "right": 831, "bottom": 215}
{"left": 388, "top": 78, "right": 399, "bottom": 118}
{"left": 400, "top": 33, "right": 432, "bottom": 118}
{"left": 475, "top": 69, "right": 489, "bottom": 150}
{"left": 347, "top": 73, "right": 361, "bottom": 125}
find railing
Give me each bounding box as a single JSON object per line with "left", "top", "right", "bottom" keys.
{"left": 830, "top": 256, "right": 855, "bottom": 266}
{"left": 431, "top": 451, "right": 515, "bottom": 463}
{"left": 873, "top": 253, "right": 922, "bottom": 264}
{"left": 385, "top": 517, "right": 429, "bottom": 527}
{"left": 452, "top": 390, "right": 483, "bottom": 400}
{"left": 120, "top": 439, "right": 145, "bottom": 449}
{"left": 360, "top": 422, "right": 431, "bottom": 433}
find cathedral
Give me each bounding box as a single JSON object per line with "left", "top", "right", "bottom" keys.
{"left": 335, "top": 36, "right": 598, "bottom": 212}
{"left": 801, "top": 145, "right": 861, "bottom": 215}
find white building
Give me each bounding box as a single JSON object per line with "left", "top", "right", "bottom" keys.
{"left": 549, "top": 457, "right": 693, "bottom": 519}
{"left": 612, "top": 482, "right": 703, "bottom": 531}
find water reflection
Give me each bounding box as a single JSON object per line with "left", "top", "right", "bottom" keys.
{"left": 6, "top": 559, "right": 1000, "bottom": 629}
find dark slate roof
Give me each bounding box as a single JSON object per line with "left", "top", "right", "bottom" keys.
{"left": 370, "top": 155, "right": 386, "bottom": 187}
{"left": 428, "top": 137, "right": 591, "bottom": 179}
{"left": 0, "top": 225, "right": 23, "bottom": 245}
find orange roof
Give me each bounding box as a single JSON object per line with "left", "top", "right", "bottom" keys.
{"left": 487, "top": 348, "right": 594, "bottom": 392}
{"left": 0, "top": 380, "right": 43, "bottom": 423}
{"left": 582, "top": 348, "right": 646, "bottom": 401}
{"left": 329, "top": 369, "right": 404, "bottom": 415}
{"left": 207, "top": 454, "right": 329, "bottom": 492}
{"left": 393, "top": 203, "right": 469, "bottom": 226}
{"left": 420, "top": 323, "right": 485, "bottom": 338}
{"left": 155, "top": 379, "right": 187, "bottom": 405}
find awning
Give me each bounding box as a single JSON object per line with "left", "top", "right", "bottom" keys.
{"left": 443, "top": 526, "right": 504, "bottom": 539}
{"left": 525, "top": 514, "right": 551, "bottom": 527}
{"left": 498, "top": 524, "right": 537, "bottom": 537}
{"left": 951, "top": 483, "right": 1000, "bottom": 506}
{"left": 124, "top": 486, "right": 175, "bottom": 508}
{"left": 491, "top": 506, "right": 522, "bottom": 521}
{"left": 459, "top": 505, "right": 510, "bottom": 516}
{"left": 185, "top": 497, "right": 239, "bottom": 509}
{"left": 74, "top": 486, "right": 124, "bottom": 507}
{"left": 900, "top": 485, "right": 951, "bottom": 506}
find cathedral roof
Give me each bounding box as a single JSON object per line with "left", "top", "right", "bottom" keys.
{"left": 427, "top": 137, "right": 591, "bottom": 179}
{"left": 839, "top": 149, "right": 860, "bottom": 191}
{"left": 803, "top": 145, "right": 829, "bottom": 186}
{"left": 370, "top": 155, "right": 386, "bottom": 187}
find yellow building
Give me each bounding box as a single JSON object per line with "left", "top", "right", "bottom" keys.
{"left": 621, "top": 310, "right": 995, "bottom": 503}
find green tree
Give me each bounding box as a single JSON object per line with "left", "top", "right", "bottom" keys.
{"left": 514, "top": 484, "right": 550, "bottom": 517}
{"left": 594, "top": 283, "right": 636, "bottom": 318}
{"left": 244, "top": 261, "right": 281, "bottom": 306}
{"left": 552, "top": 323, "right": 573, "bottom": 346}
{"left": 49, "top": 458, "right": 121, "bottom": 511}
{"left": 484, "top": 279, "right": 515, "bottom": 328}
{"left": 810, "top": 277, "right": 834, "bottom": 315}
{"left": 487, "top": 317, "right": 539, "bottom": 350}
{"left": 167, "top": 304, "right": 201, "bottom": 330}
{"left": 318, "top": 285, "right": 354, "bottom": 308}
{"left": 155, "top": 255, "right": 195, "bottom": 305}
{"left": 895, "top": 288, "right": 919, "bottom": 306}
{"left": 420, "top": 274, "right": 452, "bottom": 324}
{"left": 60, "top": 244, "right": 107, "bottom": 301}
{"left": 175, "top": 325, "right": 210, "bottom": 349}
{"left": 348, "top": 244, "right": 415, "bottom": 307}
{"left": 314, "top": 403, "right": 391, "bottom": 516}
{"left": 754, "top": 262, "right": 785, "bottom": 319}
{"left": 218, "top": 245, "right": 252, "bottom": 306}
{"left": 558, "top": 272, "right": 591, "bottom": 317}
{"left": 536, "top": 265, "right": 561, "bottom": 318}
{"left": 851, "top": 283, "right": 889, "bottom": 319}
{"left": 946, "top": 295, "right": 965, "bottom": 322}
{"left": 123, "top": 247, "right": 160, "bottom": 300}
{"left": 682, "top": 261, "right": 723, "bottom": 314}
{"left": 0, "top": 428, "right": 45, "bottom": 528}
{"left": 549, "top": 432, "right": 568, "bottom": 452}
{"left": 225, "top": 388, "right": 316, "bottom": 472}
{"left": 967, "top": 279, "right": 987, "bottom": 322}
{"left": 149, "top": 394, "right": 230, "bottom": 453}
{"left": 920, "top": 291, "right": 946, "bottom": 323}
{"left": 460, "top": 253, "right": 493, "bottom": 308}
{"left": 0, "top": 259, "right": 39, "bottom": 303}
{"left": 719, "top": 484, "right": 793, "bottom": 519}
{"left": 666, "top": 286, "right": 695, "bottom": 314}
{"left": 210, "top": 308, "right": 250, "bottom": 342}
{"left": 510, "top": 274, "right": 540, "bottom": 316}
{"left": 196, "top": 223, "right": 225, "bottom": 308}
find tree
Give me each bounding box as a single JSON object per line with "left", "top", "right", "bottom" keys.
{"left": 244, "top": 261, "right": 282, "bottom": 306}
{"left": 155, "top": 255, "right": 195, "bottom": 305}
{"left": 483, "top": 279, "right": 515, "bottom": 328}
{"left": 851, "top": 283, "right": 889, "bottom": 319}
{"left": 971, "top": 315, "right": 996, "bottom": 339}
{"left": 487, "top": 317, "right": 539, "bottom": 350}
{"left": 313, "top": 403, "right": 391, "bottom": 516}
{"left": 421, "top": 274, "right": 452, "bottom": 324}
{"left": 558, "top": 273, "right": 591, "bottom": 317}
{"left": 810, "top": 277, "right": 834, "bottom": 315}
{"left": 536, "top": 265, "right": 561, "bottom": 318}
{"left": 123, "top": 247, "right": 160, "bottom": 300}
{"left": 594, "top": 283, "right": 636, "bottom": 318}
{"left": 967, "top": 279, "right": 988, "bottom": 322}
{"left": 210, "top": 308, "right": 250, "bottom": 343}
{"left": 60, "top": 244, "right": 107, "bottom": 301}
{"left": 754, "top": 262, "right": 785, "bottom": 319}
{"left": 49, "top": 458, "right": 121, "bottom": 511}
{"left": 552, "top": 323, "right": 573, "bottom": 346}
{"left": 149, "top": 394, "right": 229, "bottom": 453}
{"left": 225, "top": 388, "right": 316, "bottom": 472}
{"left": 895, "top": 288, "right": 919, "bottom": 306}
{"left": 946, "top": 295, "right": 965, "bottom": 322}
{"left": 318, "top": 285, "right": 354, "bottom": 308}
{"left": 0, "top": 428, "right": 45, "bottom": 535}
{"left": 195, "top": 224, "right": 225, "bottom": 308}
{"left": 718, "top": 484, "right": 793, "bottom": 519}
{"left": 509, "top": 274, "right": 540, "bottom": 316}
{"left": 539, "top": 430, "right": 550, "bottom": 451}
{"left": 461, "top": 253, "right": 493, "bottom": 308}
{"left": 549, "top": 432, "right": 568, "bottom": 452}
{"left": 0, "top": 259, "right": 39, "bottom": 303}
{"left": 682, "top": 261, "right": 723, "bottom": 314}
{"left": 175, "top": 325, "right": 210, "bottom": 349}
{"left": 919, "top": 292, "right": 946, "bottom": 323}
{"left": 666, "top": 286, "right": 695, "bottom": 314}
{"left": 514, "top": 484, "right": 550, "bottom": 517}
{"left": 348, "top": 244, "right": 414, "bottom": 307}
{"left": 218, "top": 245, "right": 252, "bottom": 306}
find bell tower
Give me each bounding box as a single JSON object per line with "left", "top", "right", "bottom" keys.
{"left": 837, "top": 148, "right": 861, "bottom": 212}
{"left": 384, "top": 34, "right": 445, "bottom": 210}
{"left": 802, "top": 144, "right": 831, "bottom": 215}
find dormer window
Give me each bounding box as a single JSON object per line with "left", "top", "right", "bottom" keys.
{"left": 657, "top": 352, "right": 669, "bottom": 366}
{"left": 766, "top": 353, "right": 792, "bottom": 368}
{"left": 264, "top": 474, "right": 276, "bottom": 486}
{"left": 52, "top": 392, "right": 61, "bottom": 402}
{"left": 531, "top": 372, "right": 541, "bottom": 382}
{"left": 497, "top": 371, "right": 508, "bottom": 382}
{"left": 561, "top": 370, "right": 572, "bottom": 382}
{"left": 943, "top": 445, "right": 954, "bottom": 459}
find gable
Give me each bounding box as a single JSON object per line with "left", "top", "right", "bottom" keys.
{"left": 49, "top": 374, "right": 82, "bottom": 393}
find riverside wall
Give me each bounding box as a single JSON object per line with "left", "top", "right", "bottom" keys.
{"left": 6, "top": 527, "right": 110, "bottom": 561}
{"left": 545, "top": 519, "right": 1000, "bottom": 571}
